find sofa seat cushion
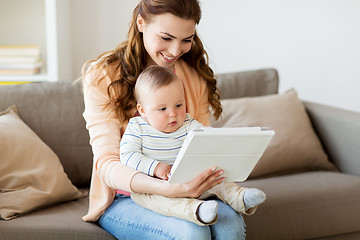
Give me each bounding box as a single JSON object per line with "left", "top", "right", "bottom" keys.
{"left": 0, "top": 192, "right": 115, "bottom": 240}
{"left": 241, "top": 171, "right": 360, "bottom": 240}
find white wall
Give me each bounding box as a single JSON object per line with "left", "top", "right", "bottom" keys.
{"left": 69, "top": 0, "right": 138, "bottom": 79}
{"left": 68, "top": 0, "right": 360, "bottom": 112}
{"left": 198, "top": 0, "right": 360, "bottom": 112}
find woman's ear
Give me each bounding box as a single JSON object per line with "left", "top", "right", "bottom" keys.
{"left": 137, "top": 14, "right": 145, "bottom": 32}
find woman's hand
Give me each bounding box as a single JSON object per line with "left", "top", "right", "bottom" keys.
{"left": 164, "top": 167, "right": 225, "bottom": 198}
{"left": 130, "top": 167, "right": 225, "bottom": 198}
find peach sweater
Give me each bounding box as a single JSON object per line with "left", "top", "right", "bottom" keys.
{"left": 82, "top": 60, "right": 210, "bottom": 221}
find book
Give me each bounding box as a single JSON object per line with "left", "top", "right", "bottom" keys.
{"left": 168, "top": 127, "right": 275, "bottom": 184}
{"left": 0, "top": 68, "right": 40, "bottom": 75}
{"left": 0, "top": 82, "right": 32, "bottom": 85}
{"left": 0, "top": 61, "right": 43, "bottom": 70}
{"left": 0, "top": 55, "right": 40, "bottom": 64}
{"left": 0, "top": 45, "right": 40, "bottom": 57}
{"left": 0, "top": 45, "right": 42, "bottom": 75}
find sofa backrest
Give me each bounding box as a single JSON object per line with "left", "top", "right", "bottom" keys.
{"left": 0, "top": 82, "right": 92, "bottom": 188}
{"left": 216, "top": 68, "right": 279, "bottom": 99}
{"left": 0, "top": 68, "right": 279, "bottom": 188}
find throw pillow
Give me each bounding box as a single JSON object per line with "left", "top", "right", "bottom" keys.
{"left": 0, "top": 106, "right": 86, "bottom": 220}
{"left": 210, "top": 89, "right": 337, "bottom": 179}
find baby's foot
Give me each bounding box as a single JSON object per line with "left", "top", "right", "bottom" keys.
{"left": 197, "top": 200, "right": 218, "bottom": 223}
{"left": 244, "top": 188, "right": 266, "bottom": 211}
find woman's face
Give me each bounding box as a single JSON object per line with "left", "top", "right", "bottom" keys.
{"left": 137, "top": 13, "right": 196, "bottom": 71}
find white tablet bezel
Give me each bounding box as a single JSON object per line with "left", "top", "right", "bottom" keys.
{"left": 168, "top": 127, "right": 275, "bottom": 183}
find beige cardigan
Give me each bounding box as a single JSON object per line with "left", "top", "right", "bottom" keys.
{"left": 82, "top": 60, "right": 211, "bottom": 221}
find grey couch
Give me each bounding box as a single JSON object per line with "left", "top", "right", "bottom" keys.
{"left": 1, "top": 68, "right": 360, "bottom": 240}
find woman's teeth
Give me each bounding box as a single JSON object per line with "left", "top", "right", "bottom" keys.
{"left": 162, "top": 53, "right": 175, "bottom": 60}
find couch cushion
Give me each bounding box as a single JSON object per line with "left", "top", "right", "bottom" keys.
{"left": 0, "top": 82, "right": 92, "bottom": 187}
{"left": 0, "top": 106, "right": 86, "bottom": 220}
{"left": 216, "top": 68, "right": 279, "bottom": 100}
{"left": 241, "top": 171, "right": 360, "bottom": 240}
{"left": 211, "top": 89, "right": 337, "bottom": 178}
{"left": 0, "top": 193, "right": 115, "bottom": 240}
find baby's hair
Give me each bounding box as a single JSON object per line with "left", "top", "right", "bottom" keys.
{"left": 135, "top": 65, "right": 181, "bottom": 103}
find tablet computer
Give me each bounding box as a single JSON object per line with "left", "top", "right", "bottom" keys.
{"left": 168, "top": 127, "right": 275, "bottom": 183}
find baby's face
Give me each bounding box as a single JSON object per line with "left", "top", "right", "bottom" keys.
{"left": 138, "top": 79, "right": 186, "bottom": 133}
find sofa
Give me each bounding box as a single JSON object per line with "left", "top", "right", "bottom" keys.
{"left": 1, "top": 68, "right": 360, "bottom": 240}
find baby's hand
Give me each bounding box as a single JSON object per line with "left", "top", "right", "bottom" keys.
{"left": 154, "top": 163, "right": 172, "bottom": 180}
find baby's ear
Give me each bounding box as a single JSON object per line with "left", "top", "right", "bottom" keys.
{"left": 137, "top": 103, "right": 146, "bottom": 117}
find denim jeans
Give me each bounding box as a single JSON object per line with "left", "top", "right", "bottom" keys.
{"left": 98, "top": 194, "right": 246, "bottom": 240}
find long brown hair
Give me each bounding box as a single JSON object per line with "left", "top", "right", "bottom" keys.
{"left": 82, "top": 0, "right": 222, "bottom": 123}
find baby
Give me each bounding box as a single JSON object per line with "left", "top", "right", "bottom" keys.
{"left": 120, "top": 65, "right": 266, "bottom": 225}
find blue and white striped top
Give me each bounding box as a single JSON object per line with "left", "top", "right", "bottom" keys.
{"left": 120, "top": 113, "right": 203, "bottom": 176}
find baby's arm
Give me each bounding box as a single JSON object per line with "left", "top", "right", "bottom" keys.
{"left": 153, "top": 163, "right": 172, "bottom": 180}
{"left": 120, "top": 120, "right": 161, "bottom": 177}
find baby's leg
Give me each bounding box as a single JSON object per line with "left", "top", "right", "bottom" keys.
{"left": 200, "top": 182, "right": 266, "bottom": 215}
{"left": 243, "top": 188, "right": 266, "bottom": 211}
{"left": 197, "top": 200, "right": 218, "bottom": 224}
{"left": 131, "top": 193, "right": 218, "bottom": 225}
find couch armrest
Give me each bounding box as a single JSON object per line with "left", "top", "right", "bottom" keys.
{"left": 303, "top": 101, "right": 360, "bottom": 176}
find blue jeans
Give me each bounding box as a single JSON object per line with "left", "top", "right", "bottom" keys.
{"left": 98, "top": 194, "right": 246, "bottom": 240}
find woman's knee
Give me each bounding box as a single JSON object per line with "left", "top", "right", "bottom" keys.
{"left": 98, "top": 195, "right": 211, "bottom": 240}
{"left": 171, "top": 220, "right": 211, "bottom": 240}
{"left": 210, "top": 200, "right": 246, "bottom": 240}
{"left": 99, "top": 213, "right": 211, "bottom": 240}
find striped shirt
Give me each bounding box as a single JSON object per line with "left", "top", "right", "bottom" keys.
{"left": 120, "top": 113, "right": 204, "bottom": 176}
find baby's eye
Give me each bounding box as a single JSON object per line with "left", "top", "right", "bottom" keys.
{"left": 158, "top": 107, "right": 166, "bottom": 111}
{"left": 176, "top": 104, "right": 183, "bottom": 108}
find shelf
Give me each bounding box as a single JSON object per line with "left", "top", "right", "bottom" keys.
{"left": 0, "top": 0, "right": 58, "bottom": 82}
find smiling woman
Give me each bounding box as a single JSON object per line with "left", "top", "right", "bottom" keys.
{"left": 137, "top": 13, "right": 196, "bottom": 71}
{"left": 80, "top": 0, "right": 246, "bottom": 239}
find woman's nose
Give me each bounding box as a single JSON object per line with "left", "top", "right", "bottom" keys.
{"left": 169, "top": 42, "right": 181, "bottom": 57}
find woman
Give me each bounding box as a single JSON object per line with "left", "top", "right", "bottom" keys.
{"left": 81, "top": 0, "right": 246, "bottom": 239}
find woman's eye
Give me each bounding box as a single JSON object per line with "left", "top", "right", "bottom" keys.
{"left": 182, "top": 39, "right": 192, "bottom": 43}
{"left": 161, "top": 37, "right": 171, "bottom": 41}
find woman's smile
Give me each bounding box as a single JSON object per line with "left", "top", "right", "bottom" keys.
{"left": 161, "top": 52, "right": 176, "bottom": 61}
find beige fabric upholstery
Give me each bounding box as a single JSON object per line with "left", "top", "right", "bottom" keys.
{"left": 211, "top": 89, "right": 337, "bottom": 178}
{"left": 242, "top": 171, "right": 360, "bottom": 240}
{"left": 0, "top": 82, "right": 92, "bottom": 187}
{"left": 216, "top": 68, "right": 279, "bottom": 99}
{"left": 0, "top": 106, "right": 86, "bottom": 220}
{"left": 304, "top": 101, "right": 360, "bottom": 176}
{"left": 0, "top": 193, "right": 116, "bottom": 240}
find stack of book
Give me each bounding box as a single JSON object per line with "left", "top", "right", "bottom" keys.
{"left": 0, "top": 45, "right": 43, "bottom": 75}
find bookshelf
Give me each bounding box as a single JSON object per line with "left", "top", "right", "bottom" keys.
{"left": 0, "top": 0, "right": 58, "bottom": 82}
